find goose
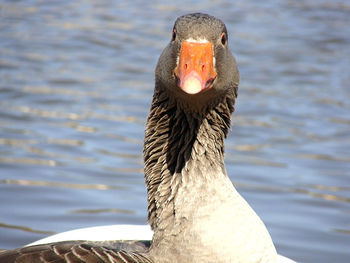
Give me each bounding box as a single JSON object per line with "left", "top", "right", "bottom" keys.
{"left": 0, "top": 13, "right": 296, "bottom": 263}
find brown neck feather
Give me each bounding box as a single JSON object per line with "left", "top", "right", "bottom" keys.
{"left": 143, "top": 88, "right": 236, "bottom": 230}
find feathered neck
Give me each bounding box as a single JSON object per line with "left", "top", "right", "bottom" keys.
{"left": 143, "top": 88, "right": 236, "bottom": 231}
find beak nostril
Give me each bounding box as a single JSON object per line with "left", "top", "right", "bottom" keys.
{"left": 202, "top": 65, "right": 205, "bottom": 71}
{"left": 184, "top": 64, "right": 188, "bottom": 70}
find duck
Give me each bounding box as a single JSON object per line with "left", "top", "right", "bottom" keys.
{"left": 0, "top": 13, "right": 296, "bottom": 263}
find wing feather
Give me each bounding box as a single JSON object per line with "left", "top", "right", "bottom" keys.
{"left": 0, "top": 241, "right": 153, "bottom": 263}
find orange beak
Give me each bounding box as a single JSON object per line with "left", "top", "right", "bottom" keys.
{"left": 174, "top": 41, "right": 217, "bottom": 94}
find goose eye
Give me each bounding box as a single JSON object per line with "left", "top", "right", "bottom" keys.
{"left": 172, "top": 29, "right": 177, "bottom": 41}
{"left": 221, "top": 33, "right": 227, "bottom": 45}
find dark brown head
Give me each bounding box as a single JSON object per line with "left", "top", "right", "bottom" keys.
{"left": 155, "top": 13, "right": 239, "bottom": 113}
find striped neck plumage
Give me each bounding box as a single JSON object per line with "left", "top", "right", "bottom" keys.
{"left": 143, "top": 88, "right": 235, "bottom": 231}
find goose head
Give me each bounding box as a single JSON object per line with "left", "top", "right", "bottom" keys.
{"left": 155, "top": 13, "right": 239, "bottom": 112}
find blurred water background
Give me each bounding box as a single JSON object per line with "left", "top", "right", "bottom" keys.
{"left": 1, "top": 0, "right": 349, "bottom": 262}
